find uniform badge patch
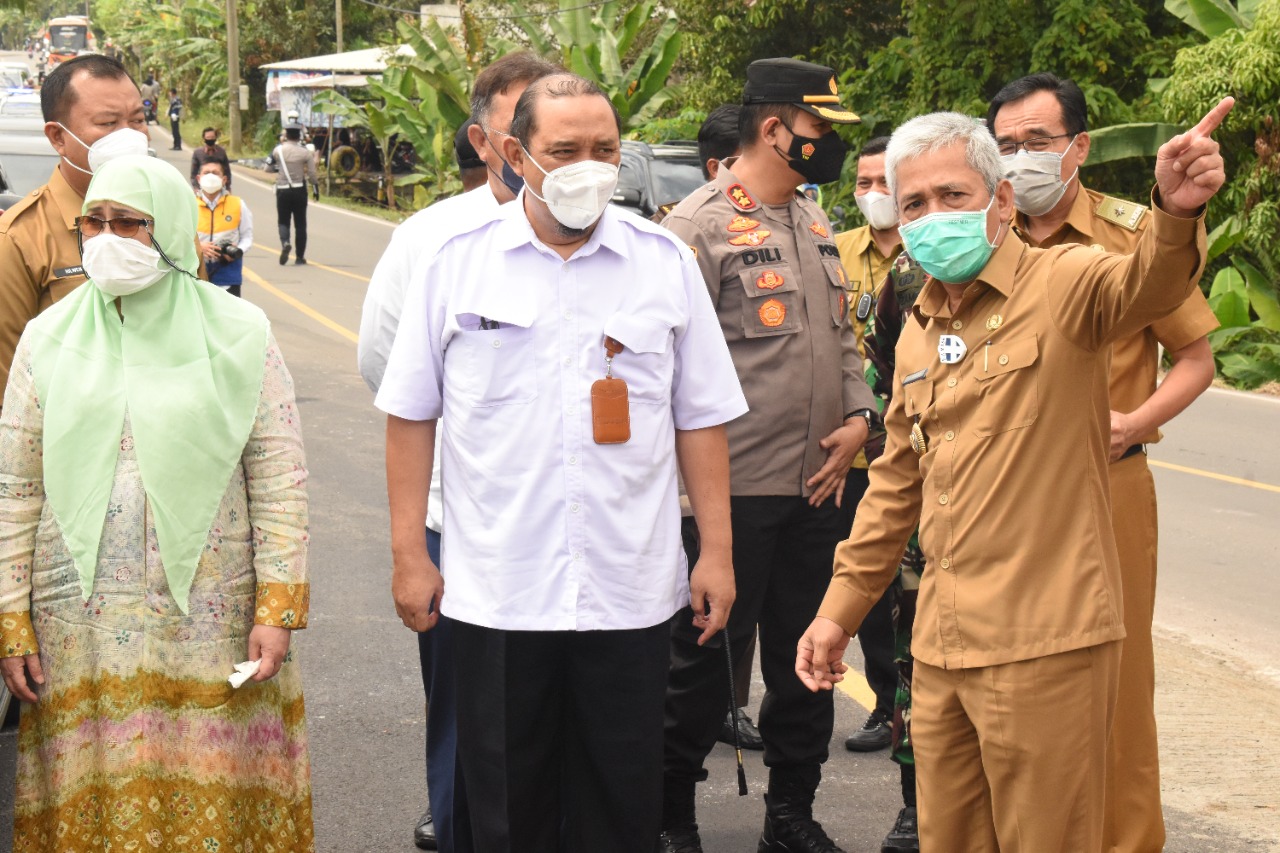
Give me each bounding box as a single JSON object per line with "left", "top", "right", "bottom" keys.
{"left": 727, "top": 215, "right": 761, "bottom": 232}
{"left": 688, "top": 245, "right": 698, "bottom": 259}
{"left": 758, "top": 298, "right": 787, "bottom": 328}
{"left": 809, "top": 222, "right": 829, "bottom": 238}
{"left": 838, "top": 292, "right": 846, "bottom": 317}
{"left": 985, "top": 314, "right": 1003, "bottom": 331}
{"left": 801, "top": 142, "right": 816, "bottom": 159}
{"left": 728, "top": 230, "right": 771, "bottom": 247}
{"left": 756, "top": 270, "right": 786, "bottom": 290}
{"left": 836, "top": 266, "right": 847, "bottom": 284}
{"left": 726, "top": 184, "right": 756, "bottom": 211}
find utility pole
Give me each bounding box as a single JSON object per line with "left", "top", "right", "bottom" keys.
{"left": 226, "top": 0, "right": 242, "bottom": 156}
{"left": 335, "top": 0, "right": 343, "bottom": 53}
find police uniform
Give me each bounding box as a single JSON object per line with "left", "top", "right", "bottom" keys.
{"left": 0, "top": 166, "right": 87, "bottom": 392}
{"left": 1013, "top": 184, "right": 1218, "bottom": 853}
{"left": 269, "top": 134, "right": 317, "bottom": 263}
{"left": 819, "top": 196, "right": 1208, "bottom": 852}
{"left": 659, "top": 59, "right": 875, "bottom": 847}
{"left": 833, "top": 224, "right": 902, "bottom": 728}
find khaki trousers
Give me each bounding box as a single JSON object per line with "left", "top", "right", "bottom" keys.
{"left": 913, "top": 642, "right": 1121, "bottom": 852}
{"left": 1104, "top": 454, "right": 1164, "bottom": 852}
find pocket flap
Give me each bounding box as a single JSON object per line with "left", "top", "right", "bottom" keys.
{"left": 903, "top": 376, "right": 933, "bottom": 417}
{"left": 603, "top": 313, "right": 671, "bottom": 355}
{"left": 737, "top": 264, "right": 798, "bottom": 299}
{"left": 454, "top": 310, "right": 535, "bottom": 331}
{"left": 974, "top": 334, "right": 1039, "bottom": 381}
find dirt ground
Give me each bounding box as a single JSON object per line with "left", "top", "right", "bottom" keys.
{"left": 1155, "top": 628, "right": 1280, "bottom": 850}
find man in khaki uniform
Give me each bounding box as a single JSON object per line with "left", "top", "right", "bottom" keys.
{"left": 988, "top": 73, "right": 1218, "bottom": 853}
{"left": 0, "top": 53, "right": 145, "bottom": 390}
{"left": 797, "top": 101, "right": 1231, "bottom": 851}
{"left": 833, "top": 135, "right": 904, "bottom": 757}
{"left": 660, "top": 58, "right": 876, "bottom": 853}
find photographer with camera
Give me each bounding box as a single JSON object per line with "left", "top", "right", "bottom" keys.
{"left": 195, "top": 161, "right": 253, "bottom": 297}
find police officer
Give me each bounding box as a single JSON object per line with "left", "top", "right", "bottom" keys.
{"left": 660, "top": 58, "right": 876, "bottom": 853}
{"left": 832, "top": 135, "right": 903, "bottom": 756}
{"left": 267, "top": 124, "right": 318, "bottom": 265}
{"left": 798, "top": 101, "right": 1230, "bottom": 852}
{"left": 987, "top": 73, "right": 1219, "bottom": 853}
{"left": 0, "top": 53, "right": 146, "bottom": 391}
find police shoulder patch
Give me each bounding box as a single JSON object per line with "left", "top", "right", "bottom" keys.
{"left": 1094, "top": 195, "right": 1147, "bottom": 232}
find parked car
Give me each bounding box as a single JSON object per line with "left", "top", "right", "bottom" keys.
{"left": 0, "top": 131, "right": 61, "bottom": 212}
{"left": 612, "top": 140, "right": 706, "bottom": 220}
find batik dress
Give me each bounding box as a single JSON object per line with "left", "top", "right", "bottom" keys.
{"left": 0, "top": 335, "right": 314, "bottom": 853}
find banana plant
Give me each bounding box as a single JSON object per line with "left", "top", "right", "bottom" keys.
{"left": 1165, "top": 0, "right": 1262, "bottom": 37}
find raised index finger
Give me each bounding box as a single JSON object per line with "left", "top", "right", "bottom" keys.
{"left": 1190, "top": 96, "right": 1235, "bottom": 139}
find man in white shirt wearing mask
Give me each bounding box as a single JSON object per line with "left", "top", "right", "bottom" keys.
{"left": 0, "top": 53, "right": 148, "bottom": 392}
{"left": 376, "top": 72, "right": 747, "bottom": 852}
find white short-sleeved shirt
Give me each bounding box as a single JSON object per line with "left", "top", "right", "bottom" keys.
{"left": 376, "top": 198, "right": 749, "bottom": 631}
{"left": 359, "top": 183, "right": 500, "bottom": 532}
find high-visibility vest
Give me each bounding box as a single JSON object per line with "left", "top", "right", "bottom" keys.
{"left": 198, "top": 193, "right": 243, "bottom": 245}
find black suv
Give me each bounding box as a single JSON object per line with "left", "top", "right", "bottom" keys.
{"left": 612, "top": 140, "right": 706, "bottom": 219}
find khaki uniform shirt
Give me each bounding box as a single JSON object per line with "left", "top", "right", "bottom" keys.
{"left": 270, "top": 141, "right": 317, "bottom": 189}
{"left": 817, "top": 200, "right": 1207, "bottom": 669}
{"left": 836, "top": 225, "right": 902, "bottom": 470}
{"left": 1014, "top": 185, "right": 1218, "bottom": 445}
{"left": 0, "top": 166, "right": 87, "bottom": 389}
{"left": 663, "top": 165, "right": 875, "bottom": 497}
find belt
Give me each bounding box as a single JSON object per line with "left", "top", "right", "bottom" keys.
{"left": 1119, "top": 444, "right": 1145, "bottom": 461}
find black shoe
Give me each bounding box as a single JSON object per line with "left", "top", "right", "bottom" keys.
{"left": 844, "top": 709, "right": 892, "bottom": 752}
{"left": 718, "top": 708, "right": 764, "bottom": 751}
{"left": 758, "top": 810, "right": 844, "bottom": 853}
{"left": 279, "top": 243, "right": 291, "bottom": 265}
{"left": 880, "top": 806, "right": 918, "bottom": 853}
{"left": 657, "top": 826, "right": 703, "bottom": 853}
{"left": 295, "top": 257, "right": 307, "bottom": 265}
{"left": 413, "top": 807, "right": 437, "bottom": 850}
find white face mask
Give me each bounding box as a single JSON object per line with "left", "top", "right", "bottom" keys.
{"left": 1001, "top": 136, "right": 1079, "bottom": 216}
{"left": 82, "top": 233, "right": 168, "bottom": 297}
{"left": 521, "top": 146, "right": 619, "bottom": 231}
{"left": 855, "top": 190, "right": 898, "bottom": 231}
{"left": 57, "top": 125, "right": 151, "bottom": 176}
{"left": 198, "top": 173, "right": 225, "bottom": 195}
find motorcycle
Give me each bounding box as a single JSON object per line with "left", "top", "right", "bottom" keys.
{"left": 142, "top": 99, "right": 157, "bottom": 125}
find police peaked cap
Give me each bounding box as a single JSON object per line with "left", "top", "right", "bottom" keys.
{"left": 742, "top": 58, "right": 860, "bottom": 125}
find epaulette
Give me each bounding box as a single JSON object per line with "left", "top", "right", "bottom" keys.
{"left": 1094, "top": 194, "right": 1147, "bottom": 232}
{"left": 0, "top": 187, "right": 46, "bottom": 235}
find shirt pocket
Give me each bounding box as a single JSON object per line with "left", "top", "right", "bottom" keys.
{"left": 602, "top": 313, "right": 674, "bottom": 405}
{"left": 903, "top": 376, "right": 934, "bottom": 420}
{"left": 971, "top": 334, "right": 1039, "bottom": 436}
{"left": 451, "top": 311, "right": 538, "bottom": 407}
{"left": 737, "top": 263, "right": 800, "bottom": 338}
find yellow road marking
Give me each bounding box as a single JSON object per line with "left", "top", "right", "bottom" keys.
{"left": 252, "top": 243, "right": 372, "bottom": 284}
{"left": 242, "top": 266, "right": 359, "bottom": 344}
{"left": 1149, "top": 459, "right": 1280, "bottom": 494}
{"left": 836, "top": 670, "right": 877, "bottom": 713}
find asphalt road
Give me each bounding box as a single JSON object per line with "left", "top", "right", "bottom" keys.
{"left": 0, "top": 125, "right": 1276, "bottom": 852}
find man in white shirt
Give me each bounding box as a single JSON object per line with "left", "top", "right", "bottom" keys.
{"left": 376, "top": 73, "right": 748, "bottom": 853}
{"left": 358, "top": 51, "right": 559, "bottom": 853}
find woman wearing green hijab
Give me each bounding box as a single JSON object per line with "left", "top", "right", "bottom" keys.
{"left": 0, "top": 155, "right": 314, "bottom": 851}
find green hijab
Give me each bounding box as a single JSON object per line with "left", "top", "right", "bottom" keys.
{"left": 26, "top": 155, "right": 269, "bottom": 613}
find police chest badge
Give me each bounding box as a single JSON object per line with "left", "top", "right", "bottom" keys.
{"left": 756, "top": 270, "right": 785, "bottom": 290}
{"left": 728, "top": 230, "right": 771, "bottom": 247}
{"left": 727, "top": 215, "right": 760, "bottom": 232}
{"left": 809, "top": 221, "right": 829, "bottom": 238}
{"left": 937, "top": 334, "right": 967, "bottom": 364}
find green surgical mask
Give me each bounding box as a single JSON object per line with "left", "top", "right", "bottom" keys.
{"left": 898, "top": 195, "right": 1003, "bottom": 284}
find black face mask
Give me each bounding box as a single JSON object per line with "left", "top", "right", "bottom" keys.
{"left": 204, "top": 138, "right": 217, "bottom": 147}
{"left": 774, "top": 121, "right": 848, "bottom": 186}
{"left": 481, "top": 127, "right": 524, "bottom": 195}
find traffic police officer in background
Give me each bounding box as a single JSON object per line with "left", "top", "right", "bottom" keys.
{"left": 267, "top": 124, "right": 319, "bottom": 265}
{"left": 660, "top": 58, "right": 876, "bottom": 853}
{"left": 832, "top": 135, "right": 903, "bottom": 757}
{"left": 987, "top": 72, "right": 1218, "bottom": 853}
{"left": 798, "top": 100, "right": 1231, "bottom": 852}
{"left": 0, "top": 53, "right": 146, "bottom": 390}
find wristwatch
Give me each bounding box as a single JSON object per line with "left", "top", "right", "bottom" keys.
{"left": 845, "top": 407, "right": 878, "bottom": 432}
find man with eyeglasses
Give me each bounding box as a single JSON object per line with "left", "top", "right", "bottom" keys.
{"left": 0, "top": 53, "right": 145, "bottom": 394}
{"left": 987, "top": 73, "right": 1218, "bottom": 853}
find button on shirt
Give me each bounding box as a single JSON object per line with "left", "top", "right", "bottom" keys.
{"left": 1013, "top": 185, "right": 1218, "bottom": 445}
{"left": 375, "top": 200, "right": 748, "bottom": 631}
{"left": 359, "top": 184, "right": 500, "bottom": 532}
{"left": 817, "top": 198, "right": 1207, "bottom": 669}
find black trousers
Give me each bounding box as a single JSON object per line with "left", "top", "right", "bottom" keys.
{"left": 837, "top": 468, "right": 896, "bottom": 716}
{"left": 453, "top": 619, "right": 669, "bottom": 853}
{"left": 275, "top": 187, "right": 308, "bottom": 258}
{"left": 665, "top": 495, "right": 845, "bottom": 781}
{"left": 170, "top": 118, "right": 181, "bottom": 149}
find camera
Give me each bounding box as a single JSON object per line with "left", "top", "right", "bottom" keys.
{"left": 217, "top": 242, "right": 244, "bottom": 262}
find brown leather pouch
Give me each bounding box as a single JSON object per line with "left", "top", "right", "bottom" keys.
{"left": 591, "top": 377, "right": 630, "bottom": 444}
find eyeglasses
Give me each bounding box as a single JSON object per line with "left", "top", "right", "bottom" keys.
{"left": 996, "top": 133, "right": 1074, "bottom": 157}
{"left": 75, "top": 215, "right": 154, "bottom": 238}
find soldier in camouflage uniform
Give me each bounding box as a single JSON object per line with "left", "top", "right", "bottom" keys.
{"left": 860, "top": 253, "right": 928, "bottom": 853}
